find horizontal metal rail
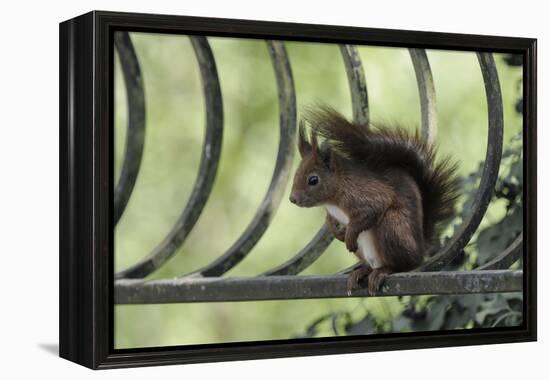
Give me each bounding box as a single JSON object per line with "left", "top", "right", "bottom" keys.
{"left": 115, "top": 270, "right": 523, "bottom": 304}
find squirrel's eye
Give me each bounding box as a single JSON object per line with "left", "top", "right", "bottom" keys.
{"left": 307, "top": 175, "right": 319, "bottom": 186}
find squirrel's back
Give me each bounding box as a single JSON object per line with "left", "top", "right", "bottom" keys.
{"left": 306, "top": 106, "right": 460, "bottom": 244}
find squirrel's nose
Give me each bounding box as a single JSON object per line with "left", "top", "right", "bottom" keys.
{"left": 289, "top": 195, "right": 297, "bottom": 204}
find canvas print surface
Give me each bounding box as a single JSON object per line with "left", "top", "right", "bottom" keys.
{"left": 113, "top": 31, "right": 524, "bottom": 349}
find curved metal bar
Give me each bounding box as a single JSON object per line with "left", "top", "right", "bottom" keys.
{"left": 114, "top": 32, "right": 146, "bottom": 224}
{"left": 188, "top": 40, "right": 297, "bottom": 278}
{"left": 409, "top": 48, "right": 438, "bottom": 144}
{"left": 339, "top": 45, "right": 369, "bottom": 125}
{"left": 262, "top": 45, "right": 370, "bottom": 277}
{"left": 416, "top": 53, "right": 504, "bottom": 272}
{"left": 336, "top": 262, "right": 361, "bottom": 275}
{"left": 261, "top": 224, "right": 333, "bottom": 276}
{"left": 115, "top": 36, "right": 224, "bottom": 279}
{"left": 477, "top": 233, "right": 523, "bottom": 270}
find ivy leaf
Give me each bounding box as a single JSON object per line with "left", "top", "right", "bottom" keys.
{"left": 476, "top": 206, "right": 522, "bottom": 264}
{"left": 295, "top": 313, "right": 334, "bottom": 338}
{"left": 411, "top": 297, "right": 450, "bottom": 331}
{"left": 392, "top": 315, "right": 411, "bottom": 332}
{"left": 444, "top": 306, "right": 471, "bottom": 329}
{"left": 475, "top": 295, "right": 509, "bottom": 324}
{"left": 459, "top": 294, "right": 485, "bottom": 311}
{"left": 346, "top": 314, "right": 377, "bottom": 335}
{"left": 509, "top": 158, "right": 523, "bottom": 185}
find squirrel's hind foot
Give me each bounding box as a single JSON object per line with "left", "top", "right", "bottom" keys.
{"left": 367, "top": 267, "right": 391, "bottom": 296}
{"left": 346, "top": 265, "right": 372, "bottom": 295}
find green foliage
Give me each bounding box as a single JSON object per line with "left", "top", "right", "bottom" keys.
{"left": 298, "top": 291, "right": 522, "bottom": 337}
{"left": 454, "top": 131, "right": 523, "bottom": 268}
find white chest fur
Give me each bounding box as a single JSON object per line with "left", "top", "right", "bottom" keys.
{"left": 325, "top": 204, "right": 349, "bottom": 225}
{"left": 325, "top": 204, "right": 382, "bottom": 269}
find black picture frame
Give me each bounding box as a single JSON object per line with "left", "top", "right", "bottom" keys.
{"left": 59, "top": 10, "right": 537, "bottom": 369}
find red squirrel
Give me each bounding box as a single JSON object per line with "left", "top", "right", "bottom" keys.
{"left": 289, "top": 106, "right": 460, "bottom": 295}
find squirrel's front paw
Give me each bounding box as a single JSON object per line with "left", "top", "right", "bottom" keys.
{"left": 345, "top": 233, "right": 358, "bottom": 252}
{"left": 333, "top": 226, "right": 346, "bottom": 242}
{"left": 326, "top": 215, "right": 346, "bottom": 242}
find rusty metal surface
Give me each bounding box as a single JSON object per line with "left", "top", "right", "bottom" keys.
{"left": 115, "top": 36, "right": 223, "bottom": 279}
{"left": 115, "top": 270, "right": 523, "bottom": 304}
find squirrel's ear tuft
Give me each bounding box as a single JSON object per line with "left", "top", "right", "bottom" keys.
{"left": 329, "top": 149, "right": 340, "bottom": 172}
{"left": 320, "top": 146, "right": 338, "bottom": 172}
{"left": 310, "top": 129, "right": 319, "bottom": 155}
{"left": 298, "top": 120, "right": 311, "bottom": 157}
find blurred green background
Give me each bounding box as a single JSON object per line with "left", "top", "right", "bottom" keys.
{"left": 114, "top": 32, "right": 522, "bottom": 348}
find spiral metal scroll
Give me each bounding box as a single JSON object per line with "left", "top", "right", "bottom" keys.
{"left": 477, "top": 233, "right": 522, "bottom": 270}
{"left": 113, "top": 32, "right": 146, "bottom": 225}
{"left": 416, "top": 53, "right": 504, "bottom": 272}
{"left": 184, "top": 41, "right": 297, "bottom": 278}
{"left": 262, "top": 224, "right": 333, "bottom": 276}
{"left": 340, "top": 45, "right": 369, "bottom": 125}
{"left": 115, "top": 35, "right": 223, "bottom": 279}
{"left": 262, "top": 45, "right": 370, "bottom": 277}
{"left": 409, "top": 48, "right": 438, "bottom": 144}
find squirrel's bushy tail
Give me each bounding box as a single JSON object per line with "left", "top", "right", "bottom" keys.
{"left": 306, "top": 106, "right": 460, "bottom": 244}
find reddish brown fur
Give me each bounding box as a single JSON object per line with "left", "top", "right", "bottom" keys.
{"left": 289, "top": 106, "right": 460, "bottom": 294}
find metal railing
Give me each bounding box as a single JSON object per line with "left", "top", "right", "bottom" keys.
{"left": 113, "top": 32, "right": 522, "bottom": 304}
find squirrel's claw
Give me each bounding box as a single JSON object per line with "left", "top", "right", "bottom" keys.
{"left": 367, "top": 268, "right": 390, "bottom": 296}
{"left": 346, "top": 265, "right": 372, "bottom": 294}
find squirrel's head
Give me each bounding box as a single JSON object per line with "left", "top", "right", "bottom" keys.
{"left": 289, "top": 121, "right": 339, "bottom": 208}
